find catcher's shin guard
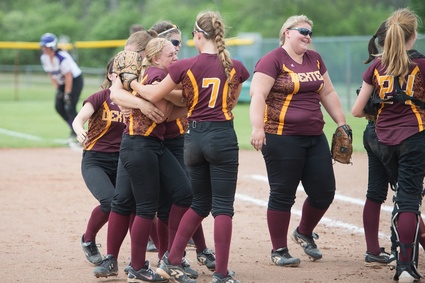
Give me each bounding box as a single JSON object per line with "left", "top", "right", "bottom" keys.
{"left": 390, "top": 193, "right": 423, "bottom": 279}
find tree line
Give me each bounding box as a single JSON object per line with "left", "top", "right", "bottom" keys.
{"left": 0, "top": 0, "right": 423, "bottom": 68}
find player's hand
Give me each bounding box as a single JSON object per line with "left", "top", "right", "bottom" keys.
{"left": 250, "top": 128, "right": 266, "bottom": 151}
{"left": 76, "top": 130, "right": 88, "bottom": 144}
{"left": 138, "top": 99, "right": 164, "bottom": 123}
{"left": 64, "top": 92, "right": 72, "bottom": 106}
{"left": 119, "top": 105, "right": 132, "bottom": 118}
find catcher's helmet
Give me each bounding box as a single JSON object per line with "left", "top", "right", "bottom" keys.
{"left": 39, "top": 33, "right": 58, "bottom": 50}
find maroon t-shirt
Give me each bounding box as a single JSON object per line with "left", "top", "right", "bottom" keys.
{"left": 84, "top": 89, "right": 125, "bottom": 152}
{"left": 125, "top": 66, "right": 166, "bottom": 139}
{"left": 163, "top": 117, "right": 188, "bottom": 140}
{"left": 363, "top": 57, "right": 425, "bottom": 145}
{"left": 167, "top": 53, "right": 250, "bottom": 121}
{"left": 254, "top": 47, "right": 327, "bottom": 136}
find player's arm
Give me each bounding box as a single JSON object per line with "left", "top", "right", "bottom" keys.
{"left": 72, "top": 102, "right": 95, "bottom": 143}
{"left": 165, "top": 89, "right": 186, "bottom": 107}
{"left": 319, "top": 72, "right": 346, "bottom": 126}
{"left": 64, "top": 72, "right": 73, "bottom": 94}
{"left": 48, "top": 74, "right": 59, "bottom": 89}
{"left": 250, "top": 72, "right": 273, "bottom": 151}
{"left": 352, "top": 81, "right": 374, "bottom": 118}
{"left": 166, "top": 106, "right": 188, "bottom": 122}
{"left": 130, "top": 75, "right": 177, "bottom": 104}
{"left": 110, "top": 78, "right": 165, "bottom": 123}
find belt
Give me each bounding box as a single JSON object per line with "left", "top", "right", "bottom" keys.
{"left": 188, "top": 120, "right": 233, "bottom": 129}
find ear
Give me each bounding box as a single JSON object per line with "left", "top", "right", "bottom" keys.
{"left": 152, "top": 56, "right": 160, "bottom": 66}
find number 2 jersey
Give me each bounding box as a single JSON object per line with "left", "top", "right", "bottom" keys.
{"left": 167, "top": 53, "right": 250, "bottom": 121}
{"left": 363, "top": 50, "right": 425, "bottom": 145}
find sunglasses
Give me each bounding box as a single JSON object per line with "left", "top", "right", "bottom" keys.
{"left": 288, "top": 27, "right": 313, "bottom": 37}
{"left": 170, "top": 39, "right": 181, "bottom": 47}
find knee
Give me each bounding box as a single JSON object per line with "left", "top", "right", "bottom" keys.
{"left": 191, "top": 202, "right": 211, "bottom": 218}
{"left": 99, "top": 201, "right": 112, "bottom": 213}
{"left": 308, "top": 192, "right": 335, "bottom": 210}
{"left": 172, "top": 191, "right": 192, "bottom": 207}
{"left": 268, "top": 190, "right": 295, "bottom": 211}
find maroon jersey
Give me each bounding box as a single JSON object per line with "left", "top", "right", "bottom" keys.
{"left": 254, "top": 47, "right": 327, "bottom": 136}
{"left": 163, "top": 117, "right": 188, "bottom": 140}
{"left": 167, "top": 53, "right": 250, "bottom": 121}
{"left": 125, "top": 66, "right": 166, "bottom": 139}
{"left": 363, "top": 56, "right": 425, "bottom": 145}
{"left": 84, "top": 89, "right": 125, "bottom": 152}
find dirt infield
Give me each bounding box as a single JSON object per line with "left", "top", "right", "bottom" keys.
{"left": 1, "top": 148, "right": 423, "bottom": 282}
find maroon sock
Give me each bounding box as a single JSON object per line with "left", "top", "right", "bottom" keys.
{"left": 168, "top": 204, "right": 189, "bottom": 250}
{"left": 157, "top": 218, "right": 169, "bottom": 259}
{"left": 168, "top": 209, "right": 203, "bottom": 265}
{"left": 106, "top": 212, "right": 131, "bottom": 259}
{"left": 131, "top": 216, "right": 152, "bottom": 270}
{"left": 84, "top": 205, "right": 109, "bottom": 242}
{"left": 397, "top": 212, "right": 417, "bottom": 262}
{"left": 298, "top": 200, "right": 327, "bottom": 236}
{"left": 363, "top": 199, "right": 381, "bottom": 255}
{"left": 129, "top": 213, "right": 135, "bottom": 233}
{"left": 150, "top": 217, "right": 159, "bottom": 249}
{"left": 419, "top": 217, "right": 425, "bottom": 250}
{"left": 192, "top": 223, "right": 207, "bottom": 253}
{"left": 267, "top": 209, "right": 290, "bottom": 250}
{"left": 214, "top": 215, "right": 232, "bottom": 277}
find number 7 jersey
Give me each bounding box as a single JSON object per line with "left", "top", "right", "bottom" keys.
{"left": 167, "top": 53, "right": 250, "bottom": 121}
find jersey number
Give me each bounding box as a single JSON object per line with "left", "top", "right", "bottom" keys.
{"left": 202, "top": 78, "right": 221, "bottom": 108}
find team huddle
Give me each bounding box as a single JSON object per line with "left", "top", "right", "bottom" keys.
{"left": 39, "top": 6, "right": 425, "bottom": 283}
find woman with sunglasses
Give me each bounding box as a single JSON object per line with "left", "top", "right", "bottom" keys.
{"left": 250, "top": 15, "right": 347, "bottom": 267}
{"left": 151, "top": 20, "right": 217, "bottom": 279}
{"left": 111, "top": 10, "right": 250, "bottom": 283}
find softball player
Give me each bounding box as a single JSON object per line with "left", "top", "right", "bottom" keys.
{"left": 40, "top": 33, "right": 84, "bottom": 142}
{"left": 111, "top": 38, "right": 198, "bottom": 283}
{"left": 93, "top": 30, "right": 166, "bottom": 279}
{"left": 357, "top": 21, "right": 393, "bottom": 267}
{"left": 114, "top": 10, "right": 250, "bottom": 283}
{"left": 152, "top": 20, "right": 216, "bottom": 276}
{"left": 250, "top": 15, "right": 346, "bottom": 268}
{"left": 353, "top": 8, "right": 425, "bottom": 282}
{"left": 72, "top": 58, "right": 123, "bottom": 265}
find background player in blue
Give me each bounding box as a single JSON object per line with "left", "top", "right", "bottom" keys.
{"left": 353, "top": 8, "right": 425, "bottom": 282}
{"left": 72, "top": 58, "right": 124, "bottom": 265}
{"left": 113, "top": 10, "right": 250, "bottom": 283}
{"left": 40, "top": 33, "right": 84, "bottom": 142}
{"left": 249, "top": 14, "right": 347, "bottom": 268}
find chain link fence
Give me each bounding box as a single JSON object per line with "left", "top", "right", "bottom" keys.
{"left": 2, "top": 34, "right": 424, "bottom": 111}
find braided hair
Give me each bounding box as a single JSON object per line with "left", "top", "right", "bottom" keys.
{"left": 196, "top": 11, "right": 234, "bottom": 97}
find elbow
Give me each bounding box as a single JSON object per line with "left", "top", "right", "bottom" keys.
{"left": 351, "top": 108, "right": 362, "bottom": 118}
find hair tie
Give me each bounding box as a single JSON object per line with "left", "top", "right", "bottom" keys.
{"left": 372, "top": 34, "right": 377, "bottom": 39}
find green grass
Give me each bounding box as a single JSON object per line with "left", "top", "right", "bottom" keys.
{"left": 0, "top": 78, "right": 367, "bottom": 151}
